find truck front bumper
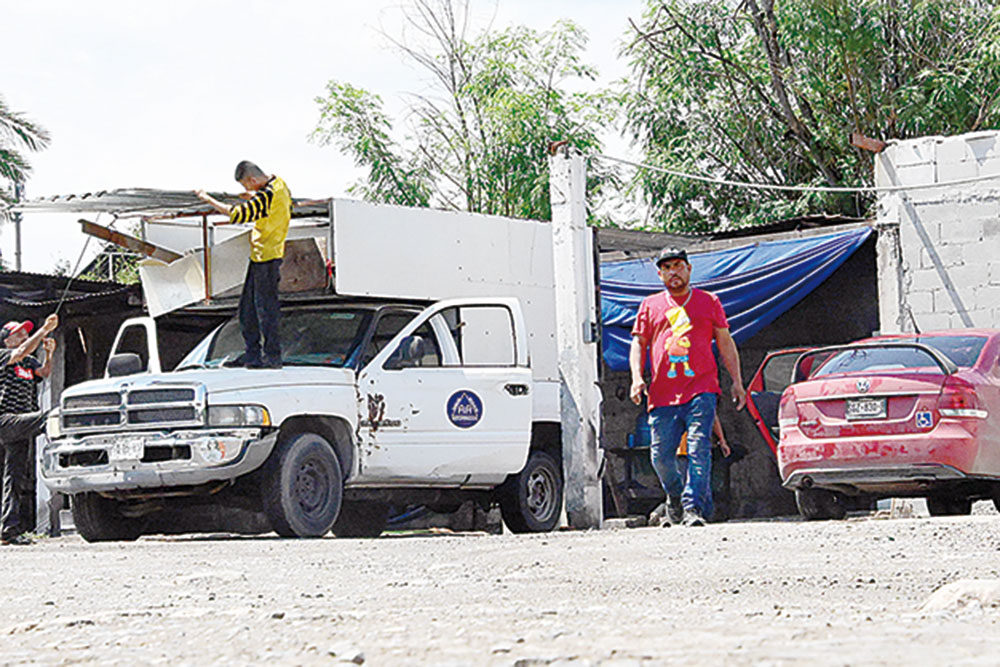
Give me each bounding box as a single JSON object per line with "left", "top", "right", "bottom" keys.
{"left": 41, "top": 429, "right": 278, "bottom": 494}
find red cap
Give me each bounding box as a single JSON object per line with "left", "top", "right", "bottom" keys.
{"left": 0, "top": 320, "right": 33, "bottom": 341}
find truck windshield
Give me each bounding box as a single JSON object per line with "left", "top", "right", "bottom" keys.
{"left": 177, "top": 309, "right": 374, "bottom": 369}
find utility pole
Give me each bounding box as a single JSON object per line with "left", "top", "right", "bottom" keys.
{"left": 548, "top": 145, "right": 603, "bottom": 529}
{"left": 13, "top": 181, "right": 24, "bottom": 271}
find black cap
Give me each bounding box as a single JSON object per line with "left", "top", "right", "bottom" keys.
{"left": 655, "top": 247, "right": 688, "bottom": 267}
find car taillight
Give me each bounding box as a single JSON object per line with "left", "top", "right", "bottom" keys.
{"left": 938, "top": 379, "right": 988, "bottom": 419}
{"left": 778, "top": 388, "right": 798, "bottom": 429}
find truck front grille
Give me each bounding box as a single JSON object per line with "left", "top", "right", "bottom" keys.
{"left": 61, "top": 384, "right": 205, "bottom": 434}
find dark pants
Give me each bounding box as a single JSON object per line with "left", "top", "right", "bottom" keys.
{"left": 0, "top": 411, "right": 45, "bottom": 540}
{"left": 239, "top": 258, "right": 283, "bottom": 365}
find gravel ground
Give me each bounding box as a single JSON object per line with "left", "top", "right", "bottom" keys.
{"left": 2, "top": 505, "right": 1000, "bottom": 666}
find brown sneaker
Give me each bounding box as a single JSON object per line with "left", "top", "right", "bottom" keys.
{"left": 1, "top": 534, "right": 35, "bottom": 546}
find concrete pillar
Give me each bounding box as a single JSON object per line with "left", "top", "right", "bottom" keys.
{"left": 548, "top": 148, "right": 603, "bottom": 529}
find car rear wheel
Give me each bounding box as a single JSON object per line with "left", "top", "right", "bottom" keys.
{"left": 331, "top": 500, "right": 389, "bottom": 538}
{"left": 795, "top": 488, "right": 847, "bottom": 521}
{"left": 926, "top": 495, "right": 972, "bottom": 517}
{"left": 261, "top": 432, "right": 343, "bottom": 537}
{"left": 499, "top": 450, "right": 563, "bottom": 533}
{"left": 71, "top": 493, "right": 143, "bottom": 543}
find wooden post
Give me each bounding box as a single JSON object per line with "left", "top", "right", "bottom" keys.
{"left": 202, "top": 214, "right": 212, "bottom": 301}
{"left": 548, "top": 147, "right": 603, "bottom": 529}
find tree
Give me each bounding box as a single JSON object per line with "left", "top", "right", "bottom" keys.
{"left": 0, "top": 94, "right": 50, "bottom": 210}
{"left": 312, "top": 0, "right": 619, "bottom": 222}
{"left": 622, "top": 0, "right": 1000, "bottom": 232}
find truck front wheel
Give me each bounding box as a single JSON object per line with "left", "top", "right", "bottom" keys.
{"left": 499, "top": 450, "right": 563, "bottom": 533}
{"left": 72, "top": 493, "right": 143, "bottom": 543}
{"left": 261, "top": 432, "right": 343, "bottom": 538}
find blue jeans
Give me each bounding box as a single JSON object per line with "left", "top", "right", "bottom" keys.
{"left": 239, "top": 259, "right": 283, "bottom": 364}
{"left": 648, "top": 393, "right": 718, "bottom": 517}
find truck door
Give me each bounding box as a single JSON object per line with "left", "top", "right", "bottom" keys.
{"left": 356, "top": 298, "right": 532, "bottom": 482}
{"left": 105, "top": 317, "right": 162, "bottom": 377}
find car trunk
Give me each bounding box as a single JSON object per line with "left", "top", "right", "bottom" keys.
{"left": 790, "top": 372, "right": 947, "bottom": 440}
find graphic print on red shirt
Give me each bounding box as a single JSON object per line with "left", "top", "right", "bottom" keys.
{"left": 631, "top": 288, "right": 729, "bottom": 408}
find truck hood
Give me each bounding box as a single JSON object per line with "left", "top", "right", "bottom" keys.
{"left": 61, "top": 366, "right": 356, "bottom": 400}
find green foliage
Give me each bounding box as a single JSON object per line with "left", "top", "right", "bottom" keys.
{"left": 311, "top": 1, "right": 618, "bottom": 222}
{"left": 623, "top": 0, "right": 1000, "bottom": 232}
{"left": 0, "top": 94, "right": 50, "bottom": 209}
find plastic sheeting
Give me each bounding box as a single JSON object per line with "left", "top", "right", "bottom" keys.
{"left": 600, "top": 227, "right": 873, "bottom": 370}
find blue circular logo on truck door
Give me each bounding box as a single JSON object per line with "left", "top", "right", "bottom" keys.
{"left": 447, "top": 390, "right": 484, "bottom": 429}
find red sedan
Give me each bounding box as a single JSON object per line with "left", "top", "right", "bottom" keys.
{"left": 773, "top": 330, "right": 1000, "bottom": 520}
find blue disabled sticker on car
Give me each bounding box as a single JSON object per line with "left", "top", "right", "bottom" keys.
{"left": 447, "top": 390, "right": 483, "bottom": 429}
{"left": 916, "top": 411, "right": 934, "bottom": 429}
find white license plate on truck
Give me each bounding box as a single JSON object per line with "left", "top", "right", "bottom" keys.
{"left": 109, "top": 439, "right": 144, "bottom": 461}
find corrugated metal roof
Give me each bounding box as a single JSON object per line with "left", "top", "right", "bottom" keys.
{"left": 8, "top": 188, "right": 331, "bottom": 219}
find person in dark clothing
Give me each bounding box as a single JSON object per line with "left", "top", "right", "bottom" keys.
{"left": 0, "top": 314, "right": 58, "bottom": 546}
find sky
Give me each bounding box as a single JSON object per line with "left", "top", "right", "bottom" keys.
{"left": 3, "top": 0, "right": 644, "bottom": 274}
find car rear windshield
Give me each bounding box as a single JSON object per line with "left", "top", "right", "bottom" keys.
{"left": 811, "top": 335, "right": 987, "bottom": 377}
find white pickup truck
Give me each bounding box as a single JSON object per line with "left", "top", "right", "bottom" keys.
{"left": 41, "top": 197, "right": 596, "bottom": 541}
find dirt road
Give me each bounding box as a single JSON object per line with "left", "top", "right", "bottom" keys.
{"left": 2, "top": 507, "right": 1000, "bottom": 665}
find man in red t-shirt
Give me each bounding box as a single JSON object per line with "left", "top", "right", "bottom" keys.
{"left": 630, "top": 247, "right": 746, "bottom": 526}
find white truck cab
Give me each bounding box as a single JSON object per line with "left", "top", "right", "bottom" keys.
{"left": 43, "top": 297, "right": 560, "bottom": 540}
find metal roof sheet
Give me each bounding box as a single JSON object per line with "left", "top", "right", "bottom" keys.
{"left": 8, "top": 188, "right": 331, "bottom": 219}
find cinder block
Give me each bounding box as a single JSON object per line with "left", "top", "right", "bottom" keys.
{"left": 937, "top": 136, "right": 971, "bottom": 165}
{"left": 984, "top": 219, "right": 1000, "bottom": 240}
{"left": 967, "top": 133, "right": 1000, "bottom": 162}
{"left": 908, "top": 290, "right": 934, "bottom": 313}
{"left": 975, "top": 285, "right": 1000, "bottom": 311}
{"left": 949, "top": 263, "right": 990, "bottom": 291}
{"left": 919, "top": 245, "right": 964, "bottom": 269}
{"left": 989, "top": 261, "right": 1000, "bottom": 285}
{"left": 915, "top": 312, "right": 951, "bottom": 332}
{"left": 896, "top": 163, "right": 936, "bottom": 186}
{"left": 953, "top": 200, "right": 999, "bottom": 222}
{"left": 938, "top": 221, "right": 983, "bottom": 246}
{"left": 888, "top": 140, "right": 936, "bottom": 168}
{"left": 910, "top": 267, "right": 945, "bottom": 292}
{"left": 938, "top": 160, "right": 981, "bottom": 181}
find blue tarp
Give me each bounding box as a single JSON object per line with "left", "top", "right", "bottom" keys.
{"left": 600, "top": 227, "right": 873, "bottom": 370}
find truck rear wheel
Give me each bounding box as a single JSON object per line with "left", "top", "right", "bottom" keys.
{"left": 261, "top": 432, "right": 343, "bottom": 537}
{"left": 499, "top": 450, "right": 563, "bottom": 533}
{"left": 795, "top": 488, "right": 846, "bottom": 521}
{"left": 72, "top": 493, "right": 143, "bottom": 543}
{"left": 331, "top": 500, "right": 389, "bottom": 538}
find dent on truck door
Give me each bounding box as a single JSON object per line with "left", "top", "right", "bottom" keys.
{"left": 356, "top": 300, "right": 532, "bottom": 482}
{"left": 746, "top": 348, "right": 812, "bottom": 454}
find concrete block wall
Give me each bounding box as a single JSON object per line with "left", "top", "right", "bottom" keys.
{"left": 876, "top": 131, "right": 1000, "bottom": 333}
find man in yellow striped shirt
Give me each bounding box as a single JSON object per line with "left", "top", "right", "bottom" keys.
{"left": 196, "top": 161, "right": 291, "bottom": 368}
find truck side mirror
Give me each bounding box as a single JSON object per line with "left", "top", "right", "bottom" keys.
{"left": 384, "top": 335, "right": 425, "bottom": 370}
{"left": 107, "top": 353, "right": 145, "bottom": 377}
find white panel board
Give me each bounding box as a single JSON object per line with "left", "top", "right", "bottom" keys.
{"left": 332, "top": 199, "right": 558, "bottom": 382}
{"left": 139, "top": 229, "right": 253, "bottom": 317}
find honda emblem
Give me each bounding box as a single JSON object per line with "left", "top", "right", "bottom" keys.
{"left": 856, "top": 379, "right": 871, "bottom": 393}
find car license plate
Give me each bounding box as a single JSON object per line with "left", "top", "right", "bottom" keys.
{"left": 109, "top": 439, "right": 144, "bottom": 462}
{"left": 845, "top": 397, "right": 887, "bottom": 421}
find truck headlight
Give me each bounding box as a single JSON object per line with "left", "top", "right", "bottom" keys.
{"left": 207, "top": 405, "right": 270, "bottom": 427}
{"left": 46, "top": 409, "right": 62, "bottom": 440}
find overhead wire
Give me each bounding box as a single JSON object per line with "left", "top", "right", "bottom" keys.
{"left": 590, "top": 152, "right": 1000, "bottom": 194}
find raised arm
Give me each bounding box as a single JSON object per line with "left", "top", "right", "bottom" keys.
{"left": 7, "top": 314, "right": 58, "bottom": 366}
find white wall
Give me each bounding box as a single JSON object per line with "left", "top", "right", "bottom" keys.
{"left": 876, "top": 131, "right": 1000, "bottom": 333}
